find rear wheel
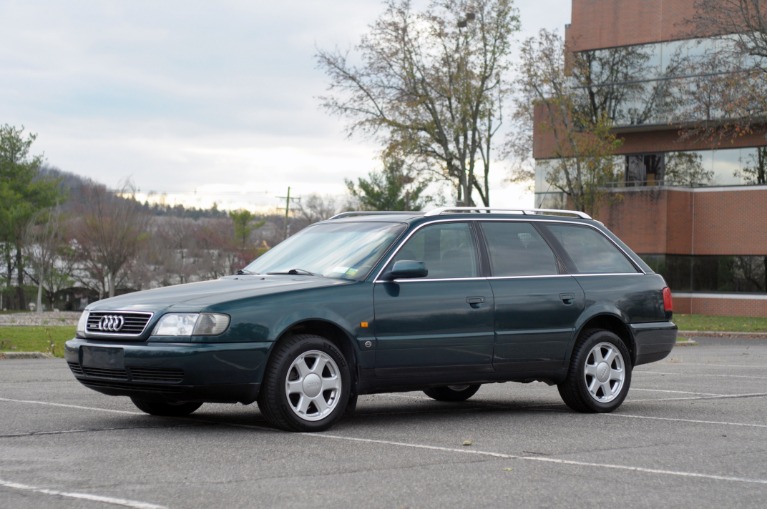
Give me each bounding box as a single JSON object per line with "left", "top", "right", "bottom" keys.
{"left": 423, "top": 384, "right": 481, "bottom": 402}
{"left": 258, "top": 334, "right": 350, "bottom": 432}
{"left": 558, "top": 329, "right": 632, "bottom": 413}
{"left": 130, "top": 397, "right": 202, "bottom": 417}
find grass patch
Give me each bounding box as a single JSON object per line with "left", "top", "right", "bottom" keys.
{"left": 674, "top": 314, "right": 767, "bottom": 333}
{"left": 0, "top": 326, "right": 75, "bottom": 358}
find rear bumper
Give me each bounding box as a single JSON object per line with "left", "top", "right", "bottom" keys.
{"left": 631, "top": 321, "right": 678, "bottom": 366}
{"left": 64, "top": 338, "right": 271, "bottom": 404}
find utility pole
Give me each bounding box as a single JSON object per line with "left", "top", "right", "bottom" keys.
{"left": 277, "top": 187, "right": 301, "bottom": 240}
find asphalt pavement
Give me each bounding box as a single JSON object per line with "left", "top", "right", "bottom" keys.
{"left": 1, "top": 336, "right": 766, "bottom": 509}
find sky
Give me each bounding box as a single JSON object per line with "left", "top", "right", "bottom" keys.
{"left": 1, "top": 0, "right": 571, "bottom": 213}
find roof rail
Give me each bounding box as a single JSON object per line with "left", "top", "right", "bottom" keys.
{"left": 424, "top": 207, "right": 592, "bottom": 219}
{"left": 329, "top": 211, "right": 423, "bottom": 220}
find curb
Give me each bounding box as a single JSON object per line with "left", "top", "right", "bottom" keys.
{"left": 0, "top": 352, "right": 54, "bottom": 360}
{"left": 678, "top": 330, "right": 767, "bottom": 339}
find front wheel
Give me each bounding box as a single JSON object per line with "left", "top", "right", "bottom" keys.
{"left": 258, "top": 334, "right": 350, "bottom": 432}
{"left": 558, "top": 329, "right": 632, "bottom": 413}
{"left": 130, "top": 397, "right": 202, "bottom": 417}
{"left": 423, "top": 384, "right": 481, "bottom": 402}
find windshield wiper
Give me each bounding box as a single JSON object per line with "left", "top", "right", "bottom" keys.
{"left": 267, "top": 268, "right": 318, "bottom": 276}
{"left": 236, "top": 269, "right": 256, "bottom": 275}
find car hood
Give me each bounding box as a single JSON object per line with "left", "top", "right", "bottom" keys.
{"left": 84, "top": 275, "right": 354, "bottom": 313}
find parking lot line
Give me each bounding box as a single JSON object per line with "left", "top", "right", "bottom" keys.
{"left": 0, "top": 397, "right": 142, "bottom": 415}
{"left": 606, "top": 413, "right": 767, "bottom": 429}
{"left": 0, "top": 478, "right": 167, "bottom": 509}
{"left": 629, "top": 392, "right": 767, "bottom": 403}
{"left": 631, "top": 388, "right": 723, "bottom": 396}
{"left": 306, "top": 433, "right": 767, "bottom": 486}
{"left": 638, "top": 370, "right": 767, "bottom": 380}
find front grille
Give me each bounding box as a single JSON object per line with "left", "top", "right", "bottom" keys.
{"left": 130, "top": 368, "right": 184, "bottom": 383}
{"left": 80, "top": 379, "right": 184, "bottom": 394}
{"left": 86, "top": 311, "right": 153, "bottom": 337}
{"left": 81, "top": 367, "right": 128, "bottom": 380}
{"left": 68, "top": 362, "right": 184, "bottom": 384}
{"left": 67, "top": 362, "right": 84, "bottom": 376}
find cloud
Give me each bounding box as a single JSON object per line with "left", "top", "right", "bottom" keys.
{"left": 1, "top": 0, "right": 568, "bottom": 211}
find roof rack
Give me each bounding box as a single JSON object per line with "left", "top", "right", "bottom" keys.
{"left": 329, "top": 211, "right": 423, "bottom": 220}
{"left": 424, "top": 207, "right": 592, "bottom": 219}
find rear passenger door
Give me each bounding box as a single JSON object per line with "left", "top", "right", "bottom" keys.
{"left": 480, "top": 221, "right": 584, "bottom": 373}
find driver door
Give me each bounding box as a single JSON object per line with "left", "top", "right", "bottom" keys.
{"left": 372, "top": 222, "right": 494, "bottom": 382}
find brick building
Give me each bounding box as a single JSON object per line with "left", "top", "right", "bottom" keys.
{"left": 533, "top": 0, "right": 767, "bottom": 316}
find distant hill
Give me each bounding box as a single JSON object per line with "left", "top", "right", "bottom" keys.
{"left": 40, "top": 166, "right": 228, "bottom": 219}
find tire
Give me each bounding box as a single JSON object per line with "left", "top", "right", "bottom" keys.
{"left": 258, "top": 334, "right": 350, "bottom": 432}
{"left": 130, "top": 397, "right": 202, "bottom": 417}
{"left": 558, "top": 329, "right": 632, "bottom": 413}
{"left": 423, "top": 384, "right": 481, "bottom": 402}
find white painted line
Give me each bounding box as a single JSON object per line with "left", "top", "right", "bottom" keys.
{"left": 661, "top": 362, "right": 767, "bottom": 370}
{"left": 306, "top": 433, "right": 767, "bottom": 485}
{"left": 0, "top": 397, "right": 141, "bottom": 415}
{"left": 607, "top": 413, "right": 767, "bottom": 429}
{"left": 632, "top": 388, "right": 723, "bottom": 397}
{"left": 638, "top": 370, "right": 767, "bottom": 380}
{"left": 629, "top": 392, "right": 767, "bottom": 403}
{"left": 0, "top": 479, "right": 167, "bottom": 509}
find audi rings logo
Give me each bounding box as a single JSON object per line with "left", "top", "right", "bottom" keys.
{"left": 98, "top": 315, "right": 125, "bottom": 332}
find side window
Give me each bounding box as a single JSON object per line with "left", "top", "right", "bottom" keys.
{"left": 391, "top": 222, "right": 478, "bottom": 279}
{"left": 481, "top": 222, "right": 559, "bottom": 276}
{"left": 545, "top": 223, "right": 638, "bottom": 274}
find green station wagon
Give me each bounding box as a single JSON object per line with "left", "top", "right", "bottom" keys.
{"left": 65, "top": 208, "right": 677, "bottom": 431}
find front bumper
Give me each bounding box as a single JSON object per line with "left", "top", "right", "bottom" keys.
{"left": 64, "top": 338, "right": 272, "bottom": 404}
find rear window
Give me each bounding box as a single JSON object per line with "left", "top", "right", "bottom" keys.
{"left": 544, "top": 223, "right": 638, "bottom": 274}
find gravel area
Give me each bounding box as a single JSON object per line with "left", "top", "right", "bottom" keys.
{"left": 0, "top": 311, "right": 80, "bottom": 326}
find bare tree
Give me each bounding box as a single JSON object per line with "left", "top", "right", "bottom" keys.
{"left": 73, "top": 181, "right": 150, "bottom": 298}
{"left": 23, "top": 205, "right": 68, "bottom": 312}
{"left": 512, "top": 29, "right": 623, "bottom": 215}
{"left": 317, "top": 0, "right": 519, "bottom": 206}
{"left": 295, "top": 194, "right": 339, "bottom": 226}
{"left": 194, "top": 217, "right": 238, "bottom": 280}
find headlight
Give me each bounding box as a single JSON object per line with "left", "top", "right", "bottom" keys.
{"left": 153, "top": 313, "right": 230, "bottom": 336}
{"left": 76, "top": 311, "right": 90, "bottom": 336}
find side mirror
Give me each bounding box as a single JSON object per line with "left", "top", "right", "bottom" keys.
{"left": 382, "top": 260, "right": 428, "bottom": 280}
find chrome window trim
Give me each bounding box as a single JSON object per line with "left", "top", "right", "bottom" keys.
{"left": 373, "top": 217, "right": 647, "bottom": 282}
{"left": 374, "top": 276, "right": 486, "bottom": 284}
{"left": 373, "top": 218, "right": 481, "bottom": 282}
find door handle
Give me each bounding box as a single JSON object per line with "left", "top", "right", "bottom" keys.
{"left": 466, "top": 296, "right": 485, "bottom": 308}
{"left": 560, "top": 293, "right": 575, "bottom": 305}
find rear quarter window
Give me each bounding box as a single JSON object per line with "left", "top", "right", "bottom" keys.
{"left": 544, "top": 223, "right": 638, "bottom": 274}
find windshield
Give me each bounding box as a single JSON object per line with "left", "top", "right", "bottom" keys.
{"left": 243, "top": 221, "right": 406, "bottom": 281}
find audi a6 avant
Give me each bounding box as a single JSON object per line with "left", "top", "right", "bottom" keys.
{"left": 66, "top": 208, "right": 677, "bottom": 431}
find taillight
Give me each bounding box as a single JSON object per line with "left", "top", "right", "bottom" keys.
{"left": 662, "top": 287, "right": 673, "bottom": 313}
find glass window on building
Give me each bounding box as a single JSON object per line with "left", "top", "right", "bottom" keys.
{"left": 643, "top": 254, "right": 767, "bottom": 293}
